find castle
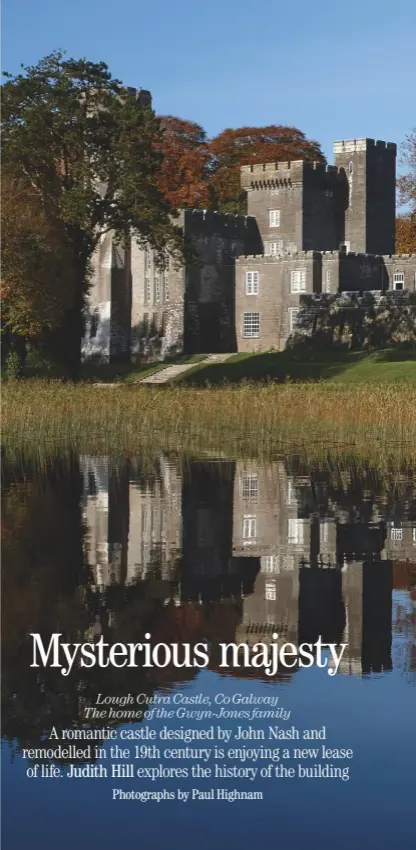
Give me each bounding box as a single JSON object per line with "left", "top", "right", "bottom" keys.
{"left": 82, "top": 91, "right": 416, "bottom": 361}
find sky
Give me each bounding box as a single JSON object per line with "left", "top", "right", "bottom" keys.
{"left": 2, "top": 0, "right": 416, "bottom": 164}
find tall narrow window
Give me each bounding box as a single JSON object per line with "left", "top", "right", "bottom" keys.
{"left": 289, "top": 308, "right": 300, "bottom": 333}
{"left": 155, "top": 274, "right": 161, "bottom": 303}
{"left": 243, "top": 312, "right": 260, "bottom": 338}
{"left": 265, "top": 581, "right": 276, "bottom": 601}
{"left": 145, "top": 277, "right": 152, "bottom": 304}
{"left": 245, "top": 271, "right": 259, "bottom": 295}
{"left": 288, "top": 518, "right": 305, "bottom": 545}
{"left": 393, "top": 271, "right": 404, "bottom": 290}
{"left": 243, "top": 515, "right": 256, "bottom": 541}
{"left": 290, "top": 269, "right": 306, "bottom": 293}
{"left": 269, "top": 209, "right": 281, "bottom": 228}
{"left": 324, "top": 269, "right": 331, "bottom": 293}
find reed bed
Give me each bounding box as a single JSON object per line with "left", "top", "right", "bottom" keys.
{"left": 2, "top": 380, "right": 416, "bottom": 467}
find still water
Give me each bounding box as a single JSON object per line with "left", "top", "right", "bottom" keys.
{"left": 2, "top": 453, "right": 415, "bottom": 849}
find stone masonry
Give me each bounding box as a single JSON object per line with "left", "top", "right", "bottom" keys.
{"left": 81, "top": 105, "right": 416, "bottom": 360}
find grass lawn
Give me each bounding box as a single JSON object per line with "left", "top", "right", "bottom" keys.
{"left": 177, "top": 347, "right": 416, "bottom": 385}
{"left": 21, "top": 346, "right": 416, "bottom": 385}
{"left": 23, "top": 351, "right": 207, "bottom": 383}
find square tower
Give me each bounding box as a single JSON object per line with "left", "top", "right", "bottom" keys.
{"left": 333, "top": 139, "right": 397, "bottom": 255}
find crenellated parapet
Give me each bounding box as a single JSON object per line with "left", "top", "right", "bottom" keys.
{"left": 236, "top": 250, "right": 321, "bottom": 263}
{"left": 185, "top": 209, "right": 256, "bottom": 228}
{"left": 333, "top": 138, "right": 397, "bottom": 154}
{"left": 240, "top": 160, "right": 346, "bottom": 190}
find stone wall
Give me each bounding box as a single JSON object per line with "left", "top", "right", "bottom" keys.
{"left": 333, "top": 139, "right": 396, "bottom": 255}
{"left": 241, "top": 161, "right": 347, "bottom": 254}
{"left": 182, "top": 210, "right": 261, "bottom": 353}
{"left": 292, "top": 290, "right": 416, "bottom": 348}
{"left": 130, "top": 217, "right": 186, "bottom": 362}
{"left": 235, "top": 252, "right": 321, "bottom": 352}
{"left": 82, "top": 232, "right": 131, "bottom": 362}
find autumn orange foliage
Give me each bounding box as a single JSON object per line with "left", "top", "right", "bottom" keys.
{"left": 156, "top": 119, "right": 326, "bottom": 214}
{"left": 208, "top": 125, "right": 326, "bottom": 213}
{"left": 396, "top": 214, "right": 416, "bottom": 254}
{"left": 155, "top": 116, "right": 211, "bottom": 209}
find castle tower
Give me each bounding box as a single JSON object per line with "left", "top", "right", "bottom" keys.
{"left": 333, "top": 139, "right": 397, "bottom": 255}
{"left": 240, "top": 161, "right": 346, "bottom": 253}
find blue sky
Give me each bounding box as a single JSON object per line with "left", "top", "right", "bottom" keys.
{"left": 2, "top": 0, "right": 415, "bottom": 164}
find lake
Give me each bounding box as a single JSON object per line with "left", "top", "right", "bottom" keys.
{"left": 2, "top": 451, "right": 415, "bottom": 849}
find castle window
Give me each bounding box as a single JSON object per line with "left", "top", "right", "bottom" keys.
{"left": 290, "top": 269, "right": 307, "bottom": 293}
{"left": 265, "top": 581, "right": 276, "bottom": 602}
{"left": 164, "top": 277, "right": 169, "bottom": 302}
{"left": 241, "top": 473, "right": 258, "bottom": 499}
{"left": 269, "top": 209, "right": 281, "bottom": 228}
{"left": 324, "top": 269, "right": 331, "bottom": 293}
{"left": 90, "top": 308, "right": 99, "bottom": 339}
{"left": 243, "top": 515, "right": 257, "bottom": 542}
{"left": 288, "top": 518, "right": 305, "bottom": 545}
{"left": 393, "top": 272, "right": 404, "bottom": 290}
{"left": 245, "top": 271, "right": 259, "bottom": 295}
{"left": 262, "top": 556, "right": 279, "bottom": 573}
{"left": 289, "top": 308, "right": 300, "bottom": 332}
{"left": 348, "top": 161, "right": 353, "bottom": 175}
{"left": 391, "top": 526, "right": 403, "bottom": 542}
{"left": 155, "top": 274, "right": 161, "bottom": 302}
{"left": 270, "top": 188, "right": 279, "bottom": 196}
{"left": 243, "top": 312, "right": 260, "bottom": 338}
{"left": 145, "top": 250, "right": 152, "bottom": 271}
{"left": 286, "top": 479, "right": 297, "bottom": 506}
{"left": 145, "top": 276, "right": 152, "bottom": 304}
{"left": 266, "top": 241, "right": 283, "bottom": 256}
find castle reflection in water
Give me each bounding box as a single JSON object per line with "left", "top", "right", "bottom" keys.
{"left": 81, "top": 455, "right": 416, "bottom": 680}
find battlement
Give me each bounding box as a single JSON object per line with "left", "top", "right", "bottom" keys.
{"left": 382, "top": 253, "right": 416, "bottom": 259}
{"left": 121, "top": 87, "right": 152, "bottom": 107}
{"left": 241, "top": 159, "right": 345, "bottom": 189}
{"left": 236, "top": 251, "right": 319, "bottom": 262}
{"left": 184, "top": 209, "right": 256, "bottom": 229}
{"left": 333, "top": 138, "right": 397, "bottom": 154}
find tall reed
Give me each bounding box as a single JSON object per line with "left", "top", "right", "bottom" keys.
{"left": 3, "top": 380, "right": 416, "bottom": 466}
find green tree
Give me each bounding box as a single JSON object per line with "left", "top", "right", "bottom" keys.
{"left": 2, "top": 52, "right": 185, "bottom": 377}
{"left": 1, "top": 174, "right": 75, "bottom": 373}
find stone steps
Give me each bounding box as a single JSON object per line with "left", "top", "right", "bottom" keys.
{"left": 139, "top": 353, "right": 233, "bottom": 384}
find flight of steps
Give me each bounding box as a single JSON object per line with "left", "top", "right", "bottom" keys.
{"left": 139, "top": 353, "right": 232, "bottom": 384}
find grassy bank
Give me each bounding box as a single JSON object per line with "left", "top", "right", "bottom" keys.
{"left": 178, "top": 347, "right": 416, "bottom": 385}
{"left": 3, "top": 380, "right": 416, "bottom": 466}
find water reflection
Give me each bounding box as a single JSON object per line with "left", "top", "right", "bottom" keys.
{"left": 80, "top": 454, "right": 416, "bottom": 677}
{"left": 2, "top": 453, "right": 416, "bottom": 755}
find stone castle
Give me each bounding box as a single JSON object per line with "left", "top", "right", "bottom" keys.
{"left": 82, "top": 90, "right": 416, "bottom": 361}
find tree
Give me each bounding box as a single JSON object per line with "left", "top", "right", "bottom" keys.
{"left": 1, "top": 174, "right": 75, "bottom": 371}
{"left": 2, "top": 52, "right": 185, "bottom": 377}
{"left": 208, "top": 125, "right": 326, "bottom": 213}
{"left": 396, "top": 213, "right": 416, "bottom": 253}
{"left": 398, "top": 128, "right": 416, "bottom": 211}
{"left": 156, "top": 116, "right": 211, "bottom": 209}
{"left": 396, "top": 129, "right": 416, "bottom": 254}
